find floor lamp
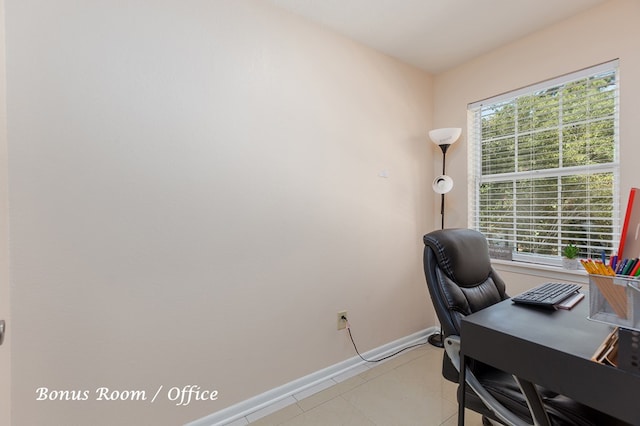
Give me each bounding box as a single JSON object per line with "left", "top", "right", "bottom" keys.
{"left": 427, "top": 127, "right": 461, "bottom": 348}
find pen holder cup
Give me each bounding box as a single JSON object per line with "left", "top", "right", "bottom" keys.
{"left": 588, "top": 274, "right": 640, "bottom": 331}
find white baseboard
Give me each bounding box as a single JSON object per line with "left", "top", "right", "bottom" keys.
{"left": 185, "top": 327, "right": 436, "bottom": 426}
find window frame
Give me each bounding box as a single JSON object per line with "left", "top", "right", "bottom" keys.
{"left": 467, "top": 60, "right": 620, "bottom": 267}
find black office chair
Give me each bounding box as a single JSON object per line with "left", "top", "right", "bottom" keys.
{"left": 422, "top": 228, "right": 627, "bottom": 426}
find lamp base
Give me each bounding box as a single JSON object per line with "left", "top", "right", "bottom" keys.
{"left": 428, "top": 331, "right": 444, "bottom": 348}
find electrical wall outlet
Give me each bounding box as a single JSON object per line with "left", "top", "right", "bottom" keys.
{"left": 337, "top": 311, "right": 347, "bottom": 330}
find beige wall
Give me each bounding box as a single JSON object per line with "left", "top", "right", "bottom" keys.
{"left": 434, "top": 0, "right": 640, "bottom": 232}
{"left": 0, "top": 0, "right": 11, "bottom": 424}
{"left": 4, "top": 1, "right": 433, "bottom": 425}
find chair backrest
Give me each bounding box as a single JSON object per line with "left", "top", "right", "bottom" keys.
{"left": 423, "top": 228, "right": 509, "bottom": 380}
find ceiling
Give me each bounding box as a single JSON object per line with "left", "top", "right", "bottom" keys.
{"left": 266, "top": 0, "right": 608, "bottom": 73}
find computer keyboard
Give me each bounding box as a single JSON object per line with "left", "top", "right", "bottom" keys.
{"left": 511, "top": 282, "right": 581, "bottom": 309}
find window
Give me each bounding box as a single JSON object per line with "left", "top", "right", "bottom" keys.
{"left": 468, "top": 60, "right": 619, "bottom": 266}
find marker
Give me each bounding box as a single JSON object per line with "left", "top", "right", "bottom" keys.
{"left": 623, "top": 258, "right": 637, "bottom": 275}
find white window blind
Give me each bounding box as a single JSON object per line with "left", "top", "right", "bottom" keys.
{"left": 468, "top": 60, "right": 620, "bottom": 266}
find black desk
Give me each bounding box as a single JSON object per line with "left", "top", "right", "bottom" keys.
{"left": 459, "top": 296, "right": 639, "bottom": 425}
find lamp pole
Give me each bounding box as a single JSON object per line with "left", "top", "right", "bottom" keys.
{"left": 428, "top": 143, "right": 451, "bottom": 348}
{"left": 427, "top": 128, "right": 461, "bottom": 349}
{"left": 439, "top": 144, "right": 450, "bottom": 230}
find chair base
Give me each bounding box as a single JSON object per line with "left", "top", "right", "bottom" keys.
{"left": 428, "top": 331, "right": 444, "bottom": 348}
{"left": 482, "top": 416, "right": 492, "bottom": 426}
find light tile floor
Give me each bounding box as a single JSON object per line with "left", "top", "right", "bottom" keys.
{"left": 230, "top": 344, "right": 485, "bottom": 425}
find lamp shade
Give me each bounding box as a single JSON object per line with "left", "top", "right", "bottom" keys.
{"left": 432, "top": 175, "right": 453, "bottom": 194}
{"left": 429, "top": 128, "right": 462, "bottom": 146}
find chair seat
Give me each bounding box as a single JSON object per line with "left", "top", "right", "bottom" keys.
{"left": 460, "top": 368, "right": 629, "bottom": 426}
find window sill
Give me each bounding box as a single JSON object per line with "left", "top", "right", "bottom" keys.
{"left": 490, "top": 259, "right": 589, "bottom": 285}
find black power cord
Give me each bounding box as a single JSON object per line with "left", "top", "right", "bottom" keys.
{"left": 343, "top": 316, "right": 429, "bottom": 363}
